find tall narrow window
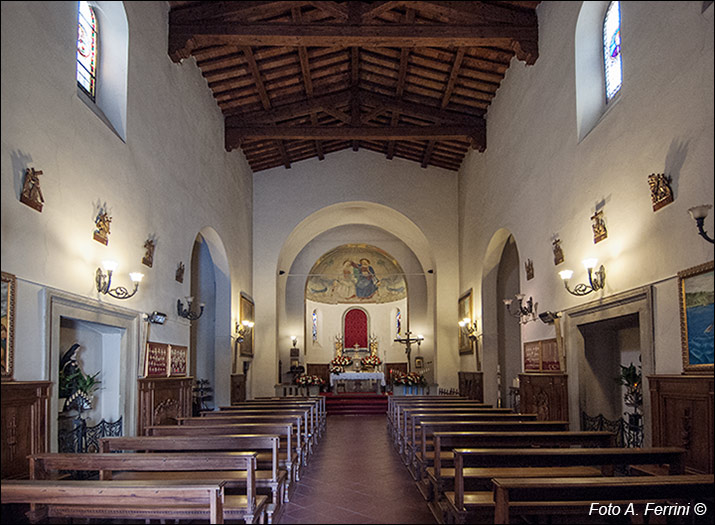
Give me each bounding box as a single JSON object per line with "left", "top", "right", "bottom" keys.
{"left": 77, "top": 1, "right": 97, "bottom": 100}
{"left": 603, "top": 1, "right": 622, "bottom": 102}
{"left": 312, "top": 309, "right": 318, "bottom": 342}
{"left": 396, "top": 309, "right": 402, "bottom": 337}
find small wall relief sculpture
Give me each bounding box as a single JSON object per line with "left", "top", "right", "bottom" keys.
{"left": 142, "top": 238, "right": 156, "bottom": 268}
{"left": 552, "top": 238, "right": 564, "bottom": 266}
{"left": 648, "top": 173, "right": 674, "bottom": 212}
{"left": 591, "top": 210, "right": 608, "bottom": 244}
{"left": 176, "top": 262, "right": 185, "bottom": 283}
{"left": 525, "top": 259, "right": 534, "bottom": 281}
{"left": 20, "top": 167, "right": 44, "bottom": 212}
{"left": 93, "top": 208, "right": 112, "bottom": 245}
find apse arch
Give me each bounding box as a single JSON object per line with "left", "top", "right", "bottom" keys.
{"left": 189, "top": 226, "right": 232, "bottom": 407}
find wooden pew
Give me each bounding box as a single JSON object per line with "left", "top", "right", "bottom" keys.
{"left": 216, "top": 402, "right": 322, "bottom": 442}
{"left": 146, "top": 423, "right": 301, "bottom": 485}
{"left": 187, "top": 410, "right": 314, "bottom": 459}
{"left": 404, "top": 412, "right": 540, "bottom": 469}
{"left": 220, "top": 398, "right": 326, "bottom": 437}
{"left": 2, "top": 478, "right": 253, "bottom": 524}
{"left": 492, "top": 475, "right": 715, "bottom": 525}
{"left": 26, "top": 452, "right": 266, "bottom": 523}
{"left": 388, "top": 399, "right": 486, "bottom": 442}
{"left": 98, "top": 434, "right": 285, "bottom": 522}
{"left": 173, "top": 413, "right": 309, "bottom": 469}
{"left": 445, "top": 447, "right": 688, "bottom": 524}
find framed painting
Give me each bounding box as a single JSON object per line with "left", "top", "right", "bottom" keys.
{"left": 523, "top": 338, "right": 560, "bottom": 372}
{"left": 169, "top": 344, "right": 188, "bottom": 377}
{"left": 678, "top": 260, "right": 714, "bottom": 373}
{"left": 1, "top": 271, "right": 17, "bottom": 381}
{"left": 458, "top": 289, "right": 474, "bottom": 355}
{"left": 145, "top": 341, "right": 169, "bottom": 377}
{"left": 239, "top": 293, "right": 255, "bottom": 357}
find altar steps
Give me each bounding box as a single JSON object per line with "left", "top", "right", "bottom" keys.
{"left": 323, "top": 393, "right": 389, "bottom": 415}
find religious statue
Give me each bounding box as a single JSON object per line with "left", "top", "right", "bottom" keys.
{"left": 369, "top": 334, "right": 379, "bottom": 356}
{"left": 176, "top": 261, "right": 185, "bottom": 283}
{"left": 334, "top": 334, "right": 343, "bottom": 356}
{"left": 591, "top": 210, "right": 608, "bottom": 244}
{"left": 93, "top": 209, "right": 112, "bottom": 245}
{"left": 525, "top": 259, "right": 534, "bottom": 280}
{"left": 20, "top": 167, "right": 44, "bottom": 212}
{"left": 142, "top": 238, "right": 155, "bottom": 267}
{"left": 552, "top": 237, "right": 564, "bottom": 266}
{"left": 648, "top": 173, "right": 674, "bottom": 212}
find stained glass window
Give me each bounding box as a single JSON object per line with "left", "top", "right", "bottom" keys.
{"left": 396, "top": 309, "right": 402, "bottom": 337}
{"left": 603, "top": 1, "right": 622, "bottom": 102}
{"left": 77, "top": 1, "right": 97, "bottom": 100}
{"left": 312, "top": 309, "right": 318, "bottom": 342}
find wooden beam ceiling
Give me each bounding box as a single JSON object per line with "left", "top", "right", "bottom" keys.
{"left": 168, "top": 1, "right": 540, "bottom": 172}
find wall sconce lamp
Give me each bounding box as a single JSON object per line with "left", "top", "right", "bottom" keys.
{"left": 503, "top": 294, "right": 538, "bottom": 324}
{"left": 177, "top": 296, "right": 204, "bottom": 321}
{"left": 290, "top": 335, "right": 298, "bottom": 347}
{"left": 95, "top": 260, "right": 143, "bottom": 300}
{"left": 559, "top": 258, "right": 606, "bottom": 296}
{"left": 458, "top": 318, "right": 478, "bottom": 342}
{"left": 539, "top": 311, "right": 561, "bottom": 324}
{"left": 235, "top": 319, "right": 255, "bottom": 343}
{"left": 688, "top": 205, "right": 714, "bottom": 244}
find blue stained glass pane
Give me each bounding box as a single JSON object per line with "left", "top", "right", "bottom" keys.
{"left": 312, "top": 310, "right": 318, "bottom": 341}
{"left": 603, "top": 1, "right": 622, "bottom": 101}
{"left": 396, "top": 309, "right": 402, "bottom": 337}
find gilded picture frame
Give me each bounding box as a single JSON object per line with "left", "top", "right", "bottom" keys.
{"left": 239, "top": 293, "right": 255, "bottom": 357}
{"left": 678, "top": 260, "right": 714, "bottom": 373}
{"left": 1, "top": 271, "right": 16, "bottom": 381}
{"left": 458, "top": 289, "right": 474, "bottom": 355}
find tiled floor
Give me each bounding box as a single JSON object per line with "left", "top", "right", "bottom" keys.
{"left": 277, "top": 414, "right": 437, "bottom": 524}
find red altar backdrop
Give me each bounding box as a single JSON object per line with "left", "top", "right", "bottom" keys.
{"left": 344, "top": 308, "right": 368, "bottom": 349}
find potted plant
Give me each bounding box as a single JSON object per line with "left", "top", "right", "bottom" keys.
{"left": 295, "top": 374, "right": 325, "bottom": 396}
{"left": 392, "top": 371, "right": 426, "bottom": 395}
{"left": 618, "top": 362, "right": 642, "bottom": 428}
{"left": 360, "top": 354, "right": 382, "bottom": 371}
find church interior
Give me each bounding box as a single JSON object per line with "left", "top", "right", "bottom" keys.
{"left": 1, "top": 1, "right": 714, "bottom": 523}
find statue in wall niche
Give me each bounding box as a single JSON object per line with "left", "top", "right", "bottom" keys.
{"left": 58, "top": 343, "right": 101, "bottom": 414}
{"left": 176, "top": 262, "right": 185, "bottom": 283}
{"left": 525, "top": 259, "right": 534, "bottom": 280}
{"left": 20, "top": 167, "right": 44, "bottom": 212}
{"left": 648, "top": 173, "right": 674, "bottom": 212}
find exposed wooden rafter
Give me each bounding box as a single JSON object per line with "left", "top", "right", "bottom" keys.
{"left": 168, "top": 0, "right": 540, "bottom": 172}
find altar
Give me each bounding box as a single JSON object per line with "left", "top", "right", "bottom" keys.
{"left": 330, "top": 371, "right": 386, "bottom": 394}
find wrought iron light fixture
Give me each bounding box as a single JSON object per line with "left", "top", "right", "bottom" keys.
{"left": 688, "top": 205, "right": 714, "bottom": 244}
{"left": 95, "top": 260, "right": 143, "bottom": 300}
{"left": 559, "top": 258, "right": 606, "bottom": 296}
{"left": 503, "top": 295, "right": 537, "bottom": 324}
{"left": 458, "top": 318, "right": 478, "bottom": 342}
{"left": 235, "top": 319, "right": 255, "bottom": 343}
{"left": 290, "top": 335, "right": 298, "bottom": 347}
{"left": 177, "top": 296, "right": 204, "bottom": 320}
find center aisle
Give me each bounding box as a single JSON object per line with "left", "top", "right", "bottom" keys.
{"left": 277, "top": 414, "right": 437, "bottom": 524}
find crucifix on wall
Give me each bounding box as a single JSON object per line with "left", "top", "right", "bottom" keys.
{"left": 394, "top": 330, "right": 423, "bottom": 373}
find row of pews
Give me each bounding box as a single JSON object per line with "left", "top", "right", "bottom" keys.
{"left": 387, "top": 395, "right": 714, "bottom": 524}
{"left": 1, "top": 396, "right": 326, "bottom": 524}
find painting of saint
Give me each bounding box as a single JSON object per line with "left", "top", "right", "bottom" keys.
{"left": 354, "top": 258, "right": 379, "bottom": 299}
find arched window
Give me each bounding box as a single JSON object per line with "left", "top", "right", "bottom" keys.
{"left": 395, "top": 308, "right": 402, "bottom": 337}
{"left": 311, "top": 309, "right": 318, "bottom": 342}
{"left": 603, "top": 1, "right": 622, "bottom": 102}
{"left": 76, "top": 1, "right": 97, "bottom": 100}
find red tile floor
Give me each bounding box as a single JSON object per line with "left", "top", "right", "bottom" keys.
{"left": 277, "top": 414, "right": 437, "bottom": 524}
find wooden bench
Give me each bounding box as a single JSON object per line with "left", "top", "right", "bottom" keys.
{"left": 220, "top": 399, "right": 326, "bottom": 438}
{"left": 421, "top": 430, "right": 616, "bottom": 502}
{"left": 389, "top": 399, "right": 490, "bottom": 444}
{"left": 445, "top": 447, "right": 688, "bottom": 524}
{"left": 145, "top": 423, "right": 301, "bottom": 485}
{"left": 216, "top": 403, "right": 323, "bottom": 442}
{"left": 492, "top": 474, "right": 715, "bottom": 524}
{"left": 403, "top": 412, "right": 540, "bottom": 469}
{"left": 98, "top": 434, "right": 286, "bottom": 522}
{"left": 2, "top": 478, "right": 248, "bottom": 524}
{"left": 26, "top": 451, "right": 267, "bottom": 523}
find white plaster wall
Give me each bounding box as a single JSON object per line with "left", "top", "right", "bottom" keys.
{"left": 254, "top": 149, "right": 459, "bottom": 397}
{"left": 1, "top": 2, "right": 253, "bottom": 409}
{"left": 459, "top": 1, "right": 714, "bottom": 407}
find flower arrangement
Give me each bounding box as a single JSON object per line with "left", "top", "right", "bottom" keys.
{"left": 331, "top": 355, "right": 352, "bottom": 367}
{"left": 329, "top": 365, "right": 345, "bottom": 375}
{"left": 361, "top": 354, "right": 382, "bottom": 367}
{"left": 295, "top": 374, "right": 325, "bottom": 386}
{"left": 392, "top": 371, "right": 426, "bottom": 386}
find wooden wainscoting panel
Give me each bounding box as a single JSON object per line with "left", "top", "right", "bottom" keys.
{"left": 649, "top": 374, "right": 714, "bottom": 474}
{"left": 1, "top": 381, "right": 51, "bottom": 479}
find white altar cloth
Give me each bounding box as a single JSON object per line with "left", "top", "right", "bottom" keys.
{"left": 330, "top": 371, "right": 386, "bottom": 387}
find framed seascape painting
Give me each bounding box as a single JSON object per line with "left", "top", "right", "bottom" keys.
{"left": 239, "top": 293, "right": 255, "bottom": 357}
{"left": 1, "top": 271, "right": 16, "bottom": 381}
{"left": 678, "top": 260, "right": 714, "bottom": 373}
{"left": 458, "top": 289, "right": 474, "bottom": 355}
